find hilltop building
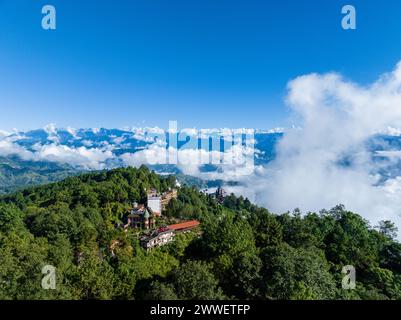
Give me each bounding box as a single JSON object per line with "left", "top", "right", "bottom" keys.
{"left": 147, "top": 193, "right": 162, "bottom": 216}
{"left": 168, "top": 220, "right": 200, "bottom": 233}
{"left": 124, "top": 203, "right": 156, "bottom": 230}
{"left": 123, "top": 188, "right": 178, "bottom": 231}
{"left": 140, "top": 226, "right": 175, "bottom": 250}
{"left": 146, "top": 188, "right": 178, "bottom": 216}
{"left": 215, "top": 187, "right": 227, "bottom": 203}
{"left": 140, "top": 220, "right": 200, "bottom": 250}
{"left": 200, "top": 187, "right": 227, "bottom": 203}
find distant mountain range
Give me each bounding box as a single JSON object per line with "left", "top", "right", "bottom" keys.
{"left": 1, "top": 125, "right": 401, "bottom": 193}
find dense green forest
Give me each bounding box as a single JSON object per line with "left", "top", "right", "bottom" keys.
{"left": 0, "top": 166, "right": 400, "bottom": 300}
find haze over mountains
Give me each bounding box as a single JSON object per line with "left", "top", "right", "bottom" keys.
{"left": 0, "top": 125, "right": 281, "bottom": 191}
{"left": 2, "top": 124, "right": 401, "bottom": 239}
{"left": 0, "top": 125, "right": 400, "bottom": 187}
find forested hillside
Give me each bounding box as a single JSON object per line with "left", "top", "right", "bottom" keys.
{"left": 0, "top": 166, "right": 400, "bottom": 300}
{"left": 0, "top": 156, "right": 80, "bottom": 194}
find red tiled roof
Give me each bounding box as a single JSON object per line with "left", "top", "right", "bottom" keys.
{"left": 168, "top": 220, "right": 200, "bottom": 231}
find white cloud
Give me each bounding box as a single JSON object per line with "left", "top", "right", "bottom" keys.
{"left": 33, "top": 144, "right": 113, "bottom": 169}
{"left": 44, "top": 123, "right": 57, "bottom": 135}
{"left": 66, "top": 126, "right": 79, "bottom": 139}
{"left": 1, "top": 125, "right": 257, "bottom": 176}
{"left": 375, "top": 150, "right": 401, "bottom": 159}
{"left": 43, "top": 123, "right": 60, "bottom": 143}
{"left": 0, "top": 130, "right": 11, "bottom": 138}
{"left": 120, "top": 144, "right": 168, "bottom": 167}
{"left": 120, "top": 141, "right": 256, "bottom": 179}
{"left": 0, "top": 139, "right": 35, "bottom": 160}
{"left": 235, "top": 62, "right": 401, "bottom": 238}
{"left": 256, "top": 128, "right": 285, "bottom": 134}
{"left": 0, "top": 136, "right": 114, "bottom": 169}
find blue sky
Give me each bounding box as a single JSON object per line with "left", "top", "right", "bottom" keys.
{"left": 1, "top": 0, "right": 401, "bottom": 131}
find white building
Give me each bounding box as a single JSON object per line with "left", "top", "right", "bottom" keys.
{"left": 140, "top": 228, "right": 174, "bottom": 250}
{"left": 147, "top": 195, "right": 161, "bottom": 216}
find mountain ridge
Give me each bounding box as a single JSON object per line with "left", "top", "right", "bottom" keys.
{"left": 2, "top": 126, "right": 401, "bottom": 194}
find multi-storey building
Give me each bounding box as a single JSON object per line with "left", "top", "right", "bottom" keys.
{"left": 124, "top": 203, "right": 156, "bottom": 230}
{"left": 140, "top": 227, "right": 175, "bottom": 250}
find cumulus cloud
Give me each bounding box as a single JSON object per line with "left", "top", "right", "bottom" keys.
{"left": 33, "top": 144, "right": 114, "bottom": 169}
{"left": 0, "top": 130, "right": 11, "bottom": 138}
{"left": 1, "top": 124, "right": 256, "bottom": 175}
{"left": 120, "top": 140, "right": 256, "bottom": 179}
{"left": 66, "top": 126, "right": 79, "bottom": 139}
{"left": 0, "top": 138, "right": 114, "bottom": 170}
{"left": 237, "top": 61, "right": 401, "bottom": 236}
{"left": 0, "top": 139, "right": 35, "bottom": 160}
{"left": 44, "top": 123, "right": 60, "bottom": 143}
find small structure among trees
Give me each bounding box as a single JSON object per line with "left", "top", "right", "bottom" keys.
{"left": 124, "top": 203, "right": 156, "bottom": 230}
{"left": 123, "top": 188, "right": 178, "bottom": 230}
{"left": 140, "top": 226, "right": 175, "bottom": 250}
{"left": 140, "top": 220, "right": 201, "bottom": 250}
{"left": 214, "top": 187, "right": 227, "bottom": 203}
